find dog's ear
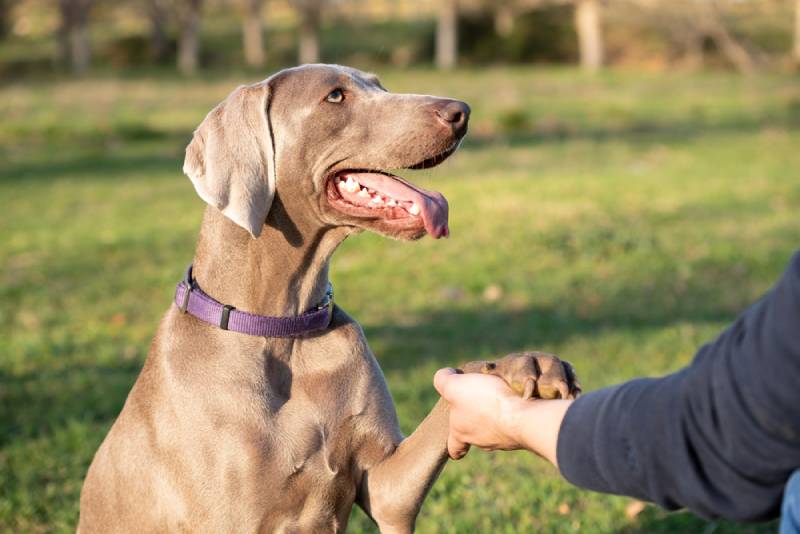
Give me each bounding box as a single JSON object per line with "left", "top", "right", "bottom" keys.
{"left": 183, "top": 80, "right": 276, "bottom": 238}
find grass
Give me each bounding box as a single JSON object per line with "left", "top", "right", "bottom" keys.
{"left": 2, "top": 66, "right": 799, "bottom": 532}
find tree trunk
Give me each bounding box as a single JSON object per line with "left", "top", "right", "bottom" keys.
{"left": 700, "top": 11, "right": 755, "bottom": 74}
{"left": 178, "top": 0, "right": 202, "bottom": 74}
{"left": 682, "top": 29, "right": 705, "bottom": 70}
{"left": 58, "top": 0, "right": 92, "bottom": 74}
{"left": 242, "top": 0, "right": 265, "bottom": 67}
{"left": 70, "top": 19, "right": 91, "bottom": 72}
{"left": 58, "top": 4, "right": 69, "bottom": 66}
{"left": 147, "top": 0, "right": 170, "bottom": 63}
{"left": 574, "top": 0, "right": 603, "bottom": 72}
{"left": 794, "top": 0, "right": 800, "bottom": 64}
{"left": 298, "top": 0, "right": 320, "bottom": 64}
{"left": 494, "top": 4, "right": 514, "bottom": 38}
{"left": 436, "top": 0, "right": 458, "bottom": 70}
{"left": 0, "top": 0, "right": 10, "bottom": 41}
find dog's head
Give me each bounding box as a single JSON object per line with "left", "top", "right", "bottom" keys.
{"left": 184, "top": 64, "right": 469, "bottom": 241}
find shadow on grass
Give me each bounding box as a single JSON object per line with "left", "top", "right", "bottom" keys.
{"left": 465, "top": 112, "right": 800, "bottom": 151}
{"left": 0, "top": 361, "right": 141, "bottom": 448}
{"left": 363, "top": 298, "right": 738, "bottom": 376}
{"left": 619, "top": 507, "right": 778, "bottom": 534}
{"left": 363, "top": 262, "right": 767, "bottom": 374}
{"left": 0, "top": 135, "right": 187, "bottom": 184}
{"left": 0, "top": 150, "right": 184, "bottom": 184}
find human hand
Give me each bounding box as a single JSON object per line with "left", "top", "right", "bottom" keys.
{"left": 434, "top": 368, "right": 574, "bottom": 465}
{"left": 433, "top": 368, "right": 530, "bottom": 459}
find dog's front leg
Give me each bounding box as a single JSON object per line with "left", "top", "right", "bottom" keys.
{"left": 356, "top": 351, "right": 581, "bottom": 533}
{"left": 356, "top": 399, "right": 450, "bottom": 534}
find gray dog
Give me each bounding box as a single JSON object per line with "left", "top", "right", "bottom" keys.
{"left": 78, "top": 64, "right": 580, "bottom": 533}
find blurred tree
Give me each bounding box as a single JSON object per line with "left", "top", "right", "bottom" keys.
{"left": 494, "top": 1, "right": 515, "bottom": 37}
{"left": 0, "top": 0, "right": 12, "bottom": 40}
{"left": 177, "top": 0, "right": 202, "bottom": 74}
{"left": 574, "top": 0, "right": 603, "bottom": 70}
{"left": 241, "top": 0, "right": 265, "bottom": 67}
{"left": 794, "top": 0, "right": 800, "bottom": 64}
{"left": 58, "top": 0, "right": 93, "bottom": 73}
{"left": 627, "top": 0, "right": 756, "bottom": 74}
{"left": 436, "top": 0, "right": 458, "bottom": 69}
{"left": 294, "top": 0, "right": 321, "bottom": 64}
{"left": 487, "top": 0, "right": 601, "bottom": 70}
{"left": 700, "top": 9, "right": 756, "bottom": 74}
{"left": 145, "top": 0, "right": 171, "bottom": 63}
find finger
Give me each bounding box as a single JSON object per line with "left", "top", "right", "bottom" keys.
{"left": 433, "top": 367, "right": 458, "bottom": 397}
{"left": 447, "top": 434, "right": 471, "bottom": 460}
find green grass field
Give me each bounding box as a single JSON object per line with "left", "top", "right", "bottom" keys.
{"left": 2, "top": 66, "right": 799, "bottom": 532}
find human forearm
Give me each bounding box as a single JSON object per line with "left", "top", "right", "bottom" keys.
{"left": 557, "top": 251, "right": 800, "bottom": 520}
{"left": 434, "top": 368, "right": 574, "bottom": 463}
{"left": 506, "top": 398, "right": 573, "bottom": 466}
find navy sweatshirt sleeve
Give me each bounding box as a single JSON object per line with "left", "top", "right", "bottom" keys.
{"left": 556, "top": 251, "right": 800, "bottom": 521}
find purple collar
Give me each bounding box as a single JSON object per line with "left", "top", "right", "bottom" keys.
{"left": 174, "top": 265, "right": 334, "bottom": 337}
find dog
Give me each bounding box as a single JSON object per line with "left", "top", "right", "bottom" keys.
{"left": 78, "top": 64, "right": 580, "bottom": 533}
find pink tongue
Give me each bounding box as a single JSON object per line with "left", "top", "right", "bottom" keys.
{"left": 341, "top": 172, "right": 450, "bottom": 239}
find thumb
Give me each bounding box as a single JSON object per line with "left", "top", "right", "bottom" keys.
{"left": 448, "top": 434, "right": 470, "bottom": 460}
{"left": 433, "top": 367, "right": 459, "bottom": 397}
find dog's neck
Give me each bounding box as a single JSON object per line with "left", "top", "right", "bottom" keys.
{"left": 192, "top": 202, "right": 350, "bottom": 318}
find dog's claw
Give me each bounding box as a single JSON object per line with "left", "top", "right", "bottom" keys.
{"left": 461, "top": 351, "right": 581, "bottom": 401}
{"left": 522, "top": 378, "right": 535, "bottom": 400}
{"left": 562, "top": 360, "right": 582, "bottom": 398}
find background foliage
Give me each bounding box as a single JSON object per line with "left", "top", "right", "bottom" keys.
{"left": 1, "top": 0, "right": 799, "bottom": 78}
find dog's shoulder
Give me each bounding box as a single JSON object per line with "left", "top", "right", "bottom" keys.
{"left": 321, "top": 305, "right": 369, "bottom": 349}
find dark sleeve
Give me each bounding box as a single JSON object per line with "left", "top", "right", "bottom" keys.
{"left": 556, "top": 251, "right": 800, "bottom": 521}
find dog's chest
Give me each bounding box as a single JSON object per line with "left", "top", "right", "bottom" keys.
{"left": 247, "top": 384, "right": 394, "bottom": 531}
{"left": 263, "top": 359, "right": 398, "bottom": 477}
{"left": 164, "top": 324, "right": 401, "bottom": 530}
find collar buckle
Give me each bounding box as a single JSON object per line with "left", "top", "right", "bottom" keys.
{"left": 318, "top": 283, "right": 335, "bottom": 326}
{"left": 179, "top": 264, "right": 193, "bottom": 313}
{"left": 317, "top": 283, "right": 334, "bottom": 311}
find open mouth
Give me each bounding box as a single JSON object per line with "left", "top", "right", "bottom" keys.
{"left": 325, "top": 145, "right": 459, "bottom": 239}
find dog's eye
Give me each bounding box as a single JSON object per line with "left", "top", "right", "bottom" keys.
{"left": 325, "top": 89, "right": 345, "bottom": 104}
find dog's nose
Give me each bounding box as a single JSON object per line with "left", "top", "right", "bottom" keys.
{"left": 434, "top": 100, "right": 470, "bottom": 137}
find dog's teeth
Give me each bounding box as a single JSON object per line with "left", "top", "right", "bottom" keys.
{"left": 371, "top": 195, "right": 384, "bottom": 204}
{"left": 357, "top": 188, "right": 370, "bottom": 198}
{"left": 344, "top": 176, "right": 359, "bottom": 192}
{"left": 386, "top": 199, "right": 397, "bottom": 207}
{"left": 408, "top": 203, "right": 420, "bottom": 215}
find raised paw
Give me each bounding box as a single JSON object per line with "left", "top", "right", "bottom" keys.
{"left": 460, "top": 351, "right": 581, "bottom": 400}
